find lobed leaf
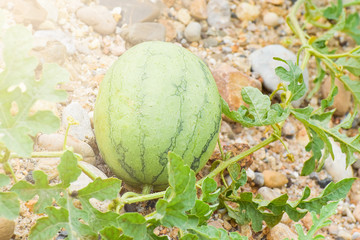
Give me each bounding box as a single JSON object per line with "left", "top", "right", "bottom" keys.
{"left": 221, "top": 88, "right": 290, "bottom": 127}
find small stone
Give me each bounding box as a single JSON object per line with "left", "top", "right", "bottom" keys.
{"left": 266, "top": 0, "right": 284, "bottom": 5}
{"left": 236, "top": 3, "right": 260, "bottom": 22}
{"left": 301, "top": 212, "right": 313, "bottom": 230}
{"left": 258, "top": 186, "right": 281, "bottom": 201}
{"left": 184, "top": 21, "right": 202, "bottom": 42}
{"left": 353, "top": 204, "right": 360, "bottom": 222}
{"left": 99, "top": 0, "right": 160, "bottom": 25}
{"left": 207, "top": 0, "right": 231, "bottom": 28}
{"left": 254, "top": 172, "right": 265, "bottom": 186}
{"left": 309, "top": 172, "right": 319, "bottom": 181}
{"left": 282, "top": 121, "right": 296, "bottom": 138}
{"left": 189, "top": 0, "right": 207, "bottom": 20}
{"left": 339, "top": 229, "right": 352, "bottom": 240}
{"left": 317, "top": 177, "right": 332, "bottom": 188}
{"left": 33, "top": 30, "right": 76, "bottom": 55}
{"left": 0, "top": 218, "right": 15, "bottom": 240}
{"left": 324, "top": 139, "right": 353, "bottom": 182}
{"left": 352, "top": 231, "right": 360, "bottom": 240}
{"left": 263, "top": 12, "right": 280, "bottom": 27}
{"left": 13, "top": 0, "right": 47, "bottom": 28}
{"left": 220, "top": 121, "right": 235, "bottom": 140}
{"left": 62, "top": 102, "right": 94, "bottom": 142}
{"left": 36, "top": 133, "right": 96, "bottom": 165}
{"left": 249, "top": 44, "right": 309, "bottom": 107}
{"left": 158, "top": 19, "right": 177, "bottom": 41}
{"left": 76, "top": 6, "right": 116, "bottom": 35}
{"left": 36, "top": 158, "right": 60, "bottom": 180}
{"left": 32, "top": 40, "right": 67, "bottom": 65}
{"left": 321, "top": 77, "right": 352, "bottom": 116}
{"left": 211, "top": 63, "right": 262, "bottom": 111}
{"left": 246, "top": 168, "right": 255, "bottom": 181}
{"left": 203, "top": 37, "right": 218, "bottom": 48}
{"left": 267, "top": 223, "right": 297, "bottom": 240}
{"left": 263, "top": 170, "right": 288, "bottom": 188}
{"left": 208, "top": 220, "right": 223, "bottom": 229}
{"left": 37, "top": 0, "right": 58, "bottom": 22}
{"left": 223, "top": 220, "right": 232, "bottom": 230}
{"left": 120, "top": 22, "right": 165, "bottom": 48}
{"left": 177, "top": 8, "right": 191, "bottom": 25}
{"left": 328, "top": 223, "right": 339, "bottom": 235}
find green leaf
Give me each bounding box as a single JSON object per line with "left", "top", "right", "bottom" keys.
{"left": 117, "top": 213, "right": 148, "bottom": 239}
{"left": 201, "top": 177, "right": 220, "bottom": 204}
{"left": 190, "top": 200, "right": 213, "bottom": 226}
{"left": 57, "top": 150, "right": 82, "bottom": 187}
{"left": 0, "top": 173, "right": 10, "bottom": 187}
{"left": 228, "top": 165, "right": 247, "bottom": 190}
{"left": 274, "top": 58, "right": 307, "bottom": 102}
{"left": 100, "top": 226, "right": 122, "bottom": 240}
{"left": 11, "top": 170, "right": 63, "bottom": 213}
{"left": 343, "top": 13, "right": 360, "bottom": 44}
{"left": 187, "top": 225, "right": 247, "bottom": 240}
{"left": 296, "top": 201, "right": 339, "bottom": 239}
{"left": 29, "top": 207, "right": 97, "bottom": 240}
{"left": 341, "top": 75, "right": 360, "bottom": 104}
{"left": 152, "top": 152, "right": 197, "bottom": 229}
{"left": 77, "top": 177, "right": 122, "bottom": 201}
{"left": 336, "top": 57, "right": 360, "bottom": 76}
{"left": 221, "top": 88, "right": 290, "bottom": 127}
{"left": 298, "top": 178, "right": 355, "bottom": 213}
{"left": 0, "top": 26, "right": 69, "bottom": 157}
{"left": 292, "top": 107, "right": 360, "bottom": 171}
{"left": 0, "top": 174, "right": 20, "bottom": 220}
{"left": 323, "top": 0, "right": 343, "bottom": 20}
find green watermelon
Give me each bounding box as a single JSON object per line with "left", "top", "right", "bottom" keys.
{"left": 94, "top": 41, "right": 221, "bottom": 190}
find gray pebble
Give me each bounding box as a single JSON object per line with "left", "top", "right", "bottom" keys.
{"left": 184, "top": 21, "right": 202, "bottom": 42}
{"left": 207, "top": 0, "right": 231, "bottom": 28}
{"left": 352, "top": 231, "right": 360, "bottom": 240}
{"left": 254, "top": 172, "right": 264, "bottom": 186}
{"left": 203, "top": 37, "right": 218, "bottom": 48}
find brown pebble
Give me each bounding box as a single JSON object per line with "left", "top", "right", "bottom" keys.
{"left": 0, "top": 218, "right": 15, "bottom": 240}
{"left": 263, "top": 170, "right": 288, "bottom": 188}
{"left": 267, "top": 223, "right": 297, "bottom": 240}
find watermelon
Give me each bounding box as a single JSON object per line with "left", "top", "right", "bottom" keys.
{"left": 94, "top": 41, "right": 221, "bottom": 190}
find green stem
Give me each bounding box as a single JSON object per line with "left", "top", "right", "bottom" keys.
{"left": 10, "top": 151, "right": 65, "bottom": 158}
{"left": 77, "top": 161, "right": 98, "bottom": 181}
{"left": 197, "top": 135, "right": 276, "bottom": 186}
{"left": 217, "top": 137, "right": 225, "bottom": 160}
{"left": 1, "top": 149, "right": 17, "bottom": 182}
{"left": 142, "top": 184, "right": 153, "bottom": 195}
{"left": 122, "top": 191, "right": 166, "bottom": 204}
{"left": 344, "top": 0, "right": 360, "bottom": 7}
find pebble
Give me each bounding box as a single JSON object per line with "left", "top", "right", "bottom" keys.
{"left": 158, "top": 19, "right": 177, "bottom": 41}
{"left": 301, "top": 212, "right": 313, "bottom": 230}
{"left": 35, "top": 158, "right": 61, "bottom": 180}
{"left": 267, "top": 223, "right": 297, "bottom": 240}
{"left": 32, "top": 40, "right": 67, "bottom": 65}
{"left": 208, "top": 220, "right": 223, "bottom": 229}
{"left": 235, "top": 3, "right": 260, "bottom": 22}
{"left": 258, "top": 186, "right": 281, "bottom": 201}
{"left": 0, "top": 218, "right": 15, "bottom": 240}
{"left": 33, "top": 30, "right": 76, "bottom": 55}
{"left": 352, "top": 232, "right": 360, "bottom": 240}
{"left": 317, "top": 177, "right": 332, "bottom": 188}
{"left": 189, "top": 0, "right": 207, "bottom": 20}
{"left": 321, "top": 77, "right": 352, "bottom": 116}
{"left": 99, "top": 0, "right": 160, "bottom": 25}
{"left": 324, "top": 139, "right": 354, "bottom": 182}
{"left": 211, "top": 63, "right": 262, "bottom": 110}
{"left": 263, "top": 170, "right": 288, "bottom": 188}
{"left": 353, "top": 204, "right": 360, "bottom": 222}
{"left": 254, "top": 172, "right": 265, "bottom": 186}
{"left": 120, "top": 22, "right": 165, "bottom": 48}
{"left": 263, "top": 12, "right": 280, "bottom": 27}
{"left": 184, "top": 21, "right": 202, "bottom": 42}
{"left": 76, "top": 6, "right": 117, "bottom": 35}
{"left": 282, "top": 121, "right": 296, "bottom": 138}
{"left": 203, "top": 37, "right": 218, "bottom": 48}
{"left": 339, "top": 229, "right": 352, "bottom": 240}
{"left": 177, "top": 8, "right": 191, "bottom": 25}
{"left": 12, "top": 0, "right": 47, "bottom": 28}
{"left": 249, "top": 44, "right": 309, "bottom": 107}
{"left": 207, "top": 0, "right": 231, "bottom": 28}
{"left": 220, "top": 121, "right": 235, "bottom": 139}
{"left": 61, "top": 102, "right": 95, "bottom": 142}
{"left": 246, "top": 168, "right": 255, "bottom": 181}
{"left": 37, "top": 0, "right": 58, "bottom": 22}
{"left": 36, "top": 133, "right": 96, "bottom": 165}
